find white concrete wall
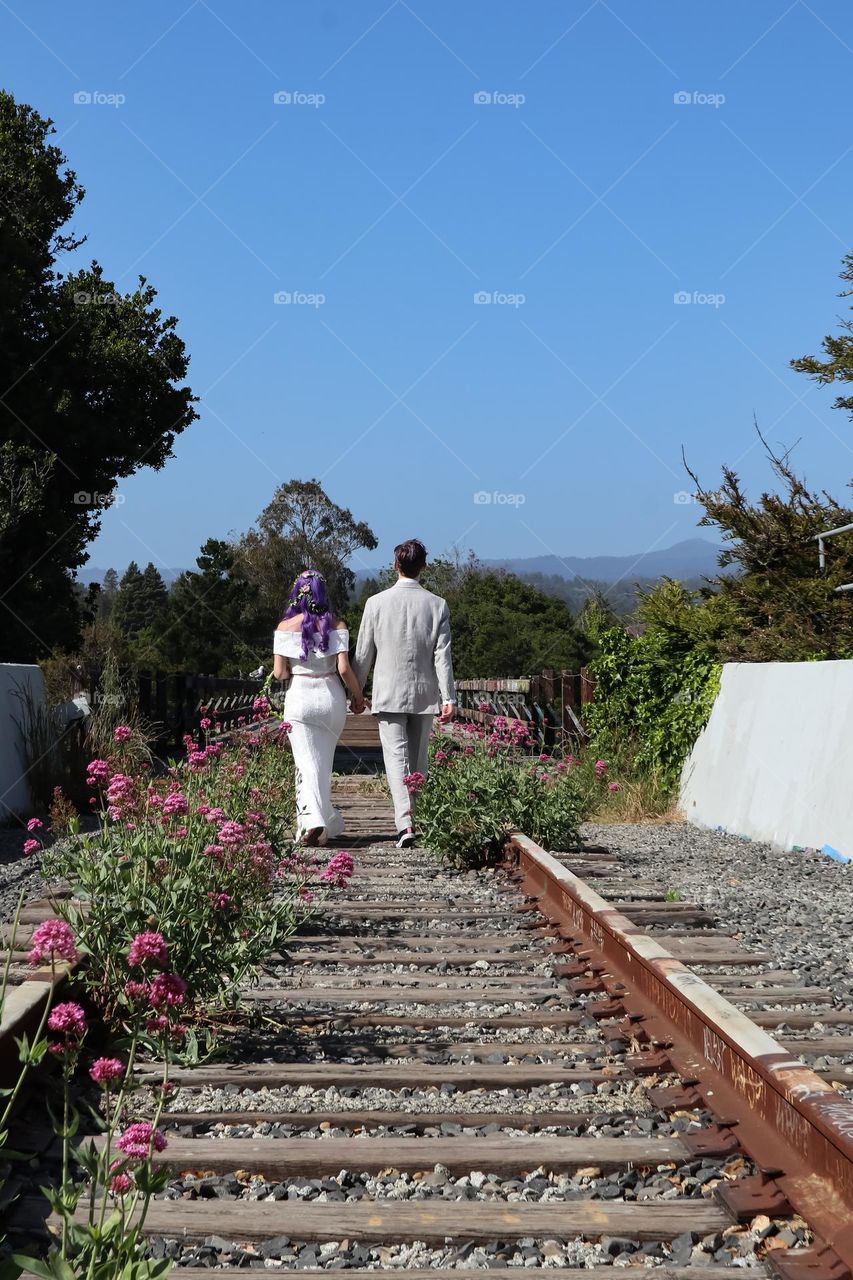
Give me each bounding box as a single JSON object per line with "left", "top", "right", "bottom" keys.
{"left": 0, "top": 663, "right": 47, "bottom": 821}
{"left": 680, "top": 659, "right": 853, "bottom": 859}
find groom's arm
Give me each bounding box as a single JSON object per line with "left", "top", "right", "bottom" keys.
{"left": 352, "top": 599, "right": 377, "bottom": 692}
{"left": 434, "top": 601, "right": 456, "bottom": 713}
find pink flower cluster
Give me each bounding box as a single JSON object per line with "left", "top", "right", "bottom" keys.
{"left": 90, "top": 1056, "right": 124, "bottom": 1085}
{"left": 128, "top": 931, "right": 169, "bottom": 968}
{"left": 86, "top": 758, "right": 111, "bottom": 786}
{"left": 29, "top": 918, "right": 79, "bottom": 967}
{"left": 105, "top": 772, "right": 138, "bottom": 821}
{"left": 403, "top": 771, "right": 426, "bottom": 795}
{"left": 207, "top": 891, "right": 236, "bottom": 912}
{"left": 320, "top": 851, "right": 355, "bottom": 888}
{"left": 162, "top": 790, "right": 188, "bottom": 817}
{"left": 116, "top": 1122, "right": 167, "bottom": 1160}
{"left": 113, "top": 725, "right": 132, "bottom": 743}
{"left": 47, "top": 1001, "right": 87, "bottom": 1054}
{"left": 149, "top": 972, "right": 187, "bottom": 1008}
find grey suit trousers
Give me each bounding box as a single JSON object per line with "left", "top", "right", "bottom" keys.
{"left": 376, "top": 712, "right": 432, "bottom": 831}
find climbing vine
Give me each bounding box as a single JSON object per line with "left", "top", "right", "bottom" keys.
{"left": 586, "top": 626, "right": 721, "bottom": 796}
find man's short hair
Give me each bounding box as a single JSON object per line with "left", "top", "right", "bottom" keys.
{"left": 394, "top": 538, "right": 427, "bottom": 577}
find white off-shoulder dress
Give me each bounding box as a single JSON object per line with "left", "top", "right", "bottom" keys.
{"left": 273, "top": 627, "right": 349, "bottom": 841}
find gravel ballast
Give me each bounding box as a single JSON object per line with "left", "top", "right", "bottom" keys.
{"left": 579, "top": 821, "right": 853, "bottom": 1008}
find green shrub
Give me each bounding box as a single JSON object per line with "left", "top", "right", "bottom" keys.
{"left": 415, "top": 719, "right": 599, "bottom": 866}
{"left": 39, "top": 719, "right": 309, "bottom": 1034}
{"left": 586, "top": 623, "right": 720, "bottom": 796}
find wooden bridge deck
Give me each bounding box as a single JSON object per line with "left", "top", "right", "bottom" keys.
{"left": 334, "top": 711, "right": 384, "bottom": 771}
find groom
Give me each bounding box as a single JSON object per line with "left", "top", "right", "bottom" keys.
{"left": 353, "top": 539, "right": 456, "bottom": 848}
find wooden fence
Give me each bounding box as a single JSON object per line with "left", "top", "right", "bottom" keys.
{"left": 135, "top": 672, "right": 263, "bottom": 748}
{"left": 455, "top": 669, "right": 595, "bottom": 750}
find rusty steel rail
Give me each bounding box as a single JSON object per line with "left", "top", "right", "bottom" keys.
{"left": 506, "top": 830, "right": 853, "bottom": 1280}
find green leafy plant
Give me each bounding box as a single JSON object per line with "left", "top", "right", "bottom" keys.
{"left": 39, "top": 717, "right": 306, "bottom": 1033}
{"left": 416, "top": 719, "right": 602, "bottom": 866}
{"left": 585, "top": 618, "right": 720, "bottom": 798}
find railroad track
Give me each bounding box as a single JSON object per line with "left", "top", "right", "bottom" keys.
{"left": 5, "top": 781, "right": 853, "bottom": 1277}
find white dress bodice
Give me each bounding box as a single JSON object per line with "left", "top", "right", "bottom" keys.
{"left": 274, "top": 626, "right": 348, "bottom": 675}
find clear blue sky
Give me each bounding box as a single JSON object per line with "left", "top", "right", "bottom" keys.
{"left": 5, "top": 1, "right": 853, "bottom": 578}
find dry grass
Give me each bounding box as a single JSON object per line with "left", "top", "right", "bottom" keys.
{"left": 591, "top": 773, "right": 684, "bottom": 825}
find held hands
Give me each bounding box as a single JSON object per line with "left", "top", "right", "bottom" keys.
{"left": 438, "top": 702, "right": 455, "bottom": 724}
{"left": 350, "top": 694, "right": 366, "bottom": 715}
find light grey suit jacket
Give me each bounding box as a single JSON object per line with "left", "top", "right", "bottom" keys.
{"left": 353, "top": 579, "right": 456, "bottom": 715}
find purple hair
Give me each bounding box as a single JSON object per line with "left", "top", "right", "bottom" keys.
{"left": 283, "top": 570, "right": 334, "bottom": 659}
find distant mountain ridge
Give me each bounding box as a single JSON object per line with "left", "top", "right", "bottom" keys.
{"left": 78, "top": 538, "right": 722, "bottom": 592}
{"left": 482, "top": 538, "right": 721, "bottom": 584}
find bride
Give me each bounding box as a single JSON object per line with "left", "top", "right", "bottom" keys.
{"left": 272, "top": 569, "right": 365, "bottom": 846}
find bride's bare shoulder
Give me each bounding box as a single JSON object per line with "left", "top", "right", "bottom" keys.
{"left": 277, "top": 618, "right": 302, "bottom": 631}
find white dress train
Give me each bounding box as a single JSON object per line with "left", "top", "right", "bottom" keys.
{"left": 275, "top": 627, "right": 349, "bottom": 840}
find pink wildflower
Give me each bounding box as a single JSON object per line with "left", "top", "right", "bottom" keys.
{"left": 116, "top": 1122, "right": 167, "bottom": 1160}
{"left": 217, "top": 820, "right": 246, "bottom": 847}
{"left": 90, "top": 1057, "right": 125, "bottom": 1085}
{"left": 402, "top": 771, "right": 426, "bottom": 795}
{"left": 26, "top": 817, "right": 43, "bottom": 831}
{"left": 199, "top": 717, "right": 211, "bottom": 729}
{"left": 29, "top": 919, "right": 79, "bottom": 966}
{"left": 48, "top": 1002, "right": 87, "bottom": 1038}
{"left": 299, "top": 888, "right": 315, "bottom": 904}
{"left": 204, "top": 807, "right": 226, "bottom": 823}
{"left": 23, "top": 838, "right": 41, "bottom": 855}
{"left": 86, "top": 758, "right": 111, "bottom": 785}
{"left": 128, "top": 931, "right": 169, "bottom": 968}
{"left": 110, "top": 1173, "right": 133, "bottom": 1195}
{"left": 320, "top": 851, "right": 355, "bottom": 888}
{"left": 207, "top": 891, "right": 235, "bottom": 911}
{"left": 162, "top": 791, "right": 188, "bottom": 817}
{"left": 608, "top": 781, "right": 620, "bottom": 792}
{"left": 124, "top": 979, "right": 149, "bottom": 1000}
{"left": 149, "top": 972, "right": 187, "bottom": 1008}
{"left": 113, "top": 725, "right": 132, "bottom": 743}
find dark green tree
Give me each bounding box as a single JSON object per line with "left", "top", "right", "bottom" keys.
{"left": 97, "top": 568, "right": 119, "bottom": 620}
{"left": 792, "top": 251, "right": 853, "bottom": 420}
{"left": 0, "top": 90, "right": 198, "bottom": 661}
{"left": 154, "top": 539, "right": 263, "bottom": 675}
{"left": 684, "top": 429, "right": 853, "bottom": 661}
{"left": 111, "top": 562, "right": 147, "bottom": 638}
{"left": 236, "top": 478, "right": 377, "bottom": 619}
{"left": 350, "top": 553, "right": 591, "bottom": 679}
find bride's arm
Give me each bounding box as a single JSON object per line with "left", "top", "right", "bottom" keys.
{"left": 337, "top": 650, "right": 364, "bottom": 711}
{"left": 273, "top": 625, "right": 291, "bottom": 681}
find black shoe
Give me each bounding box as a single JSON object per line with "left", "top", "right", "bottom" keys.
{"left": 396, "top": 827, "right": 416, "bottom": 849}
